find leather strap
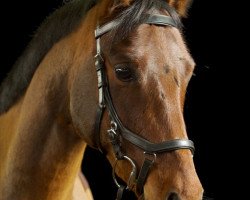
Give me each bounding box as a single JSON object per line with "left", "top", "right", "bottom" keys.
{"left": 95, "top": 21, "right": 119, "bottom": 38}
{"left": 145, "top": 14, "right": 176, "bottom": 27}
{"left": 93, "top": 106, "right": 105, "bottom": 152}
{"left": 93, "top": 36, "right": 106, "bottom": 152}
{"left": 136, "top": 158, "right": 154, "bottom": 195}
{"left": 122, "top": 133, "right": 195, "bottom": 154}
{"left": 95, "top": 14, "right": 177, "bottom": 38}
{"left": 108, "top": 128, "right": 124, "bottom": 159}
{"left": 116, "top": 185, "right": 126, "bottom": 200}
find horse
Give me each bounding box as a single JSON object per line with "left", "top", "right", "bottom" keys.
{"left": 0, "top": 0, "right": 203, "bottom": 199}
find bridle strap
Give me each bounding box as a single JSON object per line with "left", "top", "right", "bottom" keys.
{"left": 95, "top": 21, "right": 119, "bottom": 38}
{"left": 136, "top": 156, "right": 155, "bottom": 195}
{"left": 123, "top": 132, "right": 195, "bottom": 154}
{"left": 95, "top": 14, "right": 177, "bottom": 38}
{"left": 116, "top": 186, "right": 126, "bottom": 200}
{"left": 146, "top": 14, "right": 177, "bottom": 27}
{"left": 93, "top": 35, "right": 106, "bottom": 152}
{"left": 93, "top": 105, "right": 106, "bottom": 152}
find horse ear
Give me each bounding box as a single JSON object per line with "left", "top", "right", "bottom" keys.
{"left": 167, "top": 0, "right": 193, "bottom": 17}
{"left": 111, "top": 0, "right": 193, "bottom": 16}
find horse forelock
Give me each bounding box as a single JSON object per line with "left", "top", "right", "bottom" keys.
{"left": 102, "top": 0, "right": 181, "bottom": 44}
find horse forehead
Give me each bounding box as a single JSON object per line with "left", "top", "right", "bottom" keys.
{"left": 134, "top": 25, "right": 188, "bottom": 65}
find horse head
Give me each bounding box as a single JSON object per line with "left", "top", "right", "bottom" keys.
{"left": 70, "top": 0, "right": 203, "bottom": 199}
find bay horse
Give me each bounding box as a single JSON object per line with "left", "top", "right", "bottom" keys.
{"left": 0, "top": 0, "right": 203, "bottom": 199}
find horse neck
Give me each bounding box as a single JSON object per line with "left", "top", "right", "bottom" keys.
{"left": 0, "top": 25, "right": 92, "bottom": 200}
{"left": 0, "top": 2, "right": 113, "bottom": 199}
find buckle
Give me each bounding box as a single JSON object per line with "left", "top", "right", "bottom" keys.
{"left": 143, "top": 152, "right": 157, "bottom": 163}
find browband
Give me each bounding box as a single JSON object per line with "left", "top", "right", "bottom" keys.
{"left": 95, "top": 14, "right": 177, "bottom": 38}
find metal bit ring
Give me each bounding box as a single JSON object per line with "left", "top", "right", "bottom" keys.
{"left": 112, "top": 155, "right": 137, "bottom": 190}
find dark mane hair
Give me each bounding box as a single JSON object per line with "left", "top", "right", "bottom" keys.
{"left": 111, "top": 0, "right": 181, "bottom": 42}
{"left": 0, "top": 0, "right": 98, "bottom": 113}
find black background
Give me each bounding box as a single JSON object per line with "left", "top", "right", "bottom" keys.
{"left": 0, "top": 0, "right": 239, "bottom": 199}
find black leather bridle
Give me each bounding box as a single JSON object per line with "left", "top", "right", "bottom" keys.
{"left": 93, "top": 14, "right": 195, "bottom": 200}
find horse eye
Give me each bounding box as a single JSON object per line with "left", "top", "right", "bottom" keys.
{"left": 114, "top": 66, "right": 134, "bottom": 82}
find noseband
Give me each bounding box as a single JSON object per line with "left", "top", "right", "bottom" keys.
{"left": 93, "top": 14, "right": 195, "bottom": 199}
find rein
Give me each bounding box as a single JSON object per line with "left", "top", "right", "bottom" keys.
{"left": 93, "top": 14, "right": 195, "bottom": 199}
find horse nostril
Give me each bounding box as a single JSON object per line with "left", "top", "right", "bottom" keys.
{"left": 167, "top": 193, "right": 180, "bottom": 200}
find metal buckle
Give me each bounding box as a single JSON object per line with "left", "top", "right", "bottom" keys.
{"left": 143, "top": 152, "right": 157, "bottom": 163}
{"left": 107, "top": 128, "right": 117, "bottom": 140}
{"left": 107, "top": 121, "right": 118, "bottom": 140}
{"left": 110, "top": 121, "right": 117, "bottom": 131}
{"left": 112, "top": 155, "right": 137, "bottom": 190}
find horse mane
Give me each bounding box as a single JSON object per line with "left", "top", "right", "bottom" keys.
{"left": 0, "top": 0, "right": 98, "bottom": 114}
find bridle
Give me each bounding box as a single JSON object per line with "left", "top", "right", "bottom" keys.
{"left": 94, "top": 14, "right": 195, "bottom": 199}
{"left": 93, "top": 14, "right": 195, "bottom": 199}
